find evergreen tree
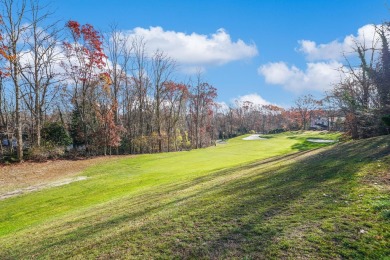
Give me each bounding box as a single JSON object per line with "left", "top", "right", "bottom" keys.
{"left": 70, "top": 106, "right": 85, "bottom": 147}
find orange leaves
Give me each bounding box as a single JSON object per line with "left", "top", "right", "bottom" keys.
{"left": 5, "top": 54, "right": 16, "bottom": 62}
{"left": 164, "top": 81, "right": 189, "bottom": 99}
{"left": 0, "top": 45, "right": 16, "bottom": 62}
{"left": 0, "top": 29, "right": 12, "bottom": 78}
{"left": 0, "top": 70, "right": 10, "bottom": 78}
{"left": 99, "top": 72, "right": 112, "bottom": 93}
{"left": 0, "top": 48, "right": 6, "bottom": 59}
{"left": 93, "top": 99, "right": 122, "bottom": 148}
{"left": 263, "top": 104, "right": 283, "bottom": 112}
{"left": 99, "top": 72, "right": 112, "bottom": 84}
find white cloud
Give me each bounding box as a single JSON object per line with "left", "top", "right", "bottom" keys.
{"left": 258, "top": 61, "right": 343, "bottom": 92}
{"left": 258, "top": 24, "right": 383, "bottom": 93}
{"left": 215, "top": 101, "right": 229, "bottom": 113}
{"left": 297, "top": 24, "right": 379, "bottom": 61}
{"left": 122, "top": 26, "right": 258, "bottom": 67}
{"left": 233, "top": 93, "right": 271, "bottom": 106}
{"left": 298, "top": 40, "right": 344, "bottom": 61}
{"left": 19, "top": 45, "right": 66, "bottom": 76}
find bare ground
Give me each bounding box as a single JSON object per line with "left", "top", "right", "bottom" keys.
{"left": 0, "top": 156, "right": 132, "bottom": 200}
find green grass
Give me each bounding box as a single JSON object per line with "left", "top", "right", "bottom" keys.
{"left": 1, "top": 131, "right": 389, "bottom": 259}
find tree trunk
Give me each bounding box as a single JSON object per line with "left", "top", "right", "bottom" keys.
{"left": 15, "top": 75, "right": 23, "bottom": 161}
{"left": 35, "top": 89, "right": 41, "bottom": 146}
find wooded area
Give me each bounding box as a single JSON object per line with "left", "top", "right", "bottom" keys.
{"left": 0, "top": 0, "right": 389, "bottom": 162}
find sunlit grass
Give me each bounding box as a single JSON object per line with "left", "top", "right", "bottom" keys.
{"left": 1, "top": 131, "right": 389, "bottom": 258}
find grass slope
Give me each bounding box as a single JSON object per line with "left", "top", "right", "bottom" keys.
{"left": 1, "top": 132, "right": 389, "bottom": 259}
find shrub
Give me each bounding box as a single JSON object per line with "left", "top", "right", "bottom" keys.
{"left": 268, "top": 128, "right": 285, "bottom": 134}
{"left": 382, "top": 115, "right": 390, "bottom": 126}
{"left": 42, "top": 122, "right": 72, "bottom": 146}
{"left": 27, "top": 144, "right": 65, "bottom": 162}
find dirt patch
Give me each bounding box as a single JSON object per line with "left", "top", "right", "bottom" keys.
{"left": 0, "top": 176, "right": 88, "bottom": 200}
{"left": 0, "top": 156, "right": 132, "bottom": 196}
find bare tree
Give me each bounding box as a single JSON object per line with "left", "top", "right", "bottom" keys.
{"left": 188, "top": 72, "right": 217, "bottom": 148}
{"left": 163, "top": 81, "right": 188, "bottom": 151}
{"left": 105, "top": 24, "right": 132, "bottom": 154}
{"left": 119, "top": 44, "right": 135, "bottom": 153}
{"left": 371, "top": 24, "right": 390, "bottom": 124}
{"left": 0, "top": 0, "right": 28, "bottom": 160}
{"left": 19, "top": 0, "right": 62, "bottom": 147}
{"left": 150, "top": 49, "right": 175, "bottom": 152}
{"left": 105, "top": 24, "right": 130, "bottom": 124}
{"left": 294, "top": 94, "right": 318, "bottom": 130}
{"left": 131, "top": 36, "right": 150, "bottom": 153}
{"left": 332, "top": 25, "right": 382, "bottom": 138}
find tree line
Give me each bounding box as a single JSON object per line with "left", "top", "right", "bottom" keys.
{"left": 0, "top": 0, "right": 389, "bottom": 162}
{"left": 0, "top": 0, "right": 219, "bottom": 161}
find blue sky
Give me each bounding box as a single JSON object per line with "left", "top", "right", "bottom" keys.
{"left": 49, "top": 0, "right": 390, "bottom": 107}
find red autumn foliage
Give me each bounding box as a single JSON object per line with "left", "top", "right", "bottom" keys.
{"left": 66, "top": 20, "right": 81, "bottom": 38}
{"left": 164, "top": 81, "right": 189, "bottom": 100}
{"left": 0, "top": 21, "right": 11, "bottom": 78}
{"left": 94, "top": 100, "right": 123, "bottom": 152}
{"left": 63, "top": 20, "right": 107, "bottom": 80}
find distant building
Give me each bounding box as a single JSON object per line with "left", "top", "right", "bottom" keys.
{"left": 310, "top": 115, "right": 345, "bottom": 131}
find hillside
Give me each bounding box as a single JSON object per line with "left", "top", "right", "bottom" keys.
{"left": 0, "top": 132, "right": 389, "bottom": 259}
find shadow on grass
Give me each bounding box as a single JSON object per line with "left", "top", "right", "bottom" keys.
{"left": 2, "top": 136, "right": 389, "bottom": 259}
{"left": 187, "top": 137, "right": 389, "bottom": 258}
{"left": 259, "top": 135, "right": 274, "bottom": 139}
{"left": 291, "top": 140, "right": 333, "bottom": 151}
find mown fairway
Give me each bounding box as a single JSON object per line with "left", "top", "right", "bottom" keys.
{"left": 1, "top": 132, "right": 389, "bottom": 259}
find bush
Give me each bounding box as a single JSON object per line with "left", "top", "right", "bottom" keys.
{"left": 382, "top": 115, "right": 390, "bottom": 126}
{"left": 339, "top": 132, "right": 353, "bottom": 142}
{"left": 42, "top": 122, "right": 72, "bottom": 146}
{"left": 268, "top": 128, "right": 285, "bottom": 134}
{"left": 27, "top": 144, "right": 65, "bottom": 162}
